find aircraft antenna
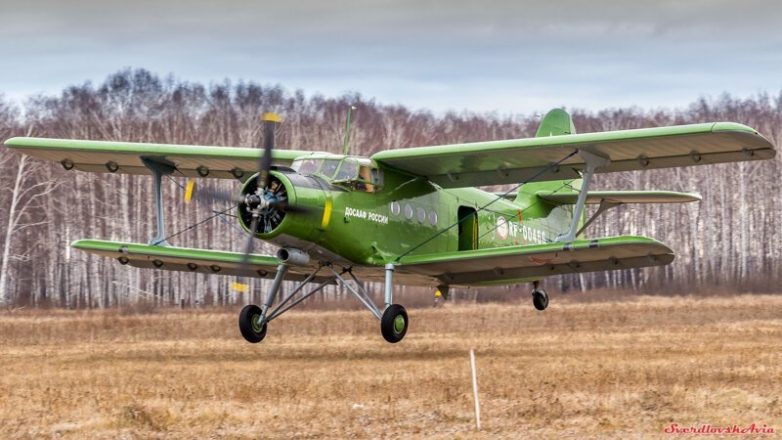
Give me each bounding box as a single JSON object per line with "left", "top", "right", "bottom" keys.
{"left": 342, "top": 105, "right": 356, "bottom": 155}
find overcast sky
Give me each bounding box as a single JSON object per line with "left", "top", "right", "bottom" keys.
{"left": 1, "top": 0, "right": 781, "bottom": 114}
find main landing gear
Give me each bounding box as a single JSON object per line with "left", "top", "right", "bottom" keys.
{"left": 239, "top": 304, "right": 268, "bottom": 342}
{"left": 238, "top": 262, "right": 409, "bottom": 344}
{"left": 531, "top": 280, "right": 549, "bottom": 311}
{"left": 380, "top": 304, "right": 409, "bottom": 343}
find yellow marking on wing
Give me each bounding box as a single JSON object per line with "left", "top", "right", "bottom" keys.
{"left": 321, "top": 198, "right": 333, "bottom": 229}
{"left": 184, "top": 180, "right": 196, "bottom": 203}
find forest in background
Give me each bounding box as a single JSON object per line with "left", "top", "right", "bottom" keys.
{"left": 0, "top": 68, "right": 780, "bottom": 309}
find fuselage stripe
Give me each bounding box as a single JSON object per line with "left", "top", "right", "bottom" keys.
{"left": 321, "top": 198, "right": 333, "bottom": 229}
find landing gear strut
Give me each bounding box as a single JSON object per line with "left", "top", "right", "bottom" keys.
{"left": 531, "top": 281, "right": 549, "bottom": 311}
{"left": 238, "top": 262, "right": 409, "bottom": 344}
{"left": 380, "top": 263, "right": 409, "bottom": 343}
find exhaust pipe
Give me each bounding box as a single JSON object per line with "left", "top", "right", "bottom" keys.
{"left": 276, "top": 248, "right": 310, "bottom": 266}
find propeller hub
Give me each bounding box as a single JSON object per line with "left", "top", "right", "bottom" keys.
{"left": 239, "top": 174, "right": 290, "bottom": 235}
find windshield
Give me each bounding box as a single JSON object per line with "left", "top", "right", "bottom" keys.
{"left": 292, "top": 158, "right": 342, "bottom": 179}
{"left": 334, "top": 159, "right": 359, "bottom": 181}
{"left": 292, "top": 158, "right": 359, "bottom": 180}
{"left": 291, "top": 157, "right": 380, "bottom": 191}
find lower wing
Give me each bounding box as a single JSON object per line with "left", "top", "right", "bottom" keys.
{"left": 73, "top": 236, "right": 673, "bottom": 288}
{"left": 71, "top": 239, "right": 331, "bottom": 283}
{"left": 396, "top": 236, "right": 673, "bottom": 286}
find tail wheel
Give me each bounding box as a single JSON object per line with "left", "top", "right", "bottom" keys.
{"left": 239, "top": 304, "right": 268, "bottom": 343}
{"left": 532, "top": 289, "right": 549, "bottom": 311}
{"left": 381, "top": 304, "right": 409, "bottom": 343}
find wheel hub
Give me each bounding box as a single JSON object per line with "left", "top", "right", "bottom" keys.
{"left": 251, "top": 314, "right": 262, "bottom": 333}
{"left": 393, "top": 315, "right": 405, "bottom": 334}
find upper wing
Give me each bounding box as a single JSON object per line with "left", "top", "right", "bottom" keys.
{"left": 3, "top": 137, "right": 310, "bottom": 180}
{"left": 396, "top": 235, "right": 673, "bottom": 286}
{"left": 372, "top": 122, "right": 775, "bottom": 188}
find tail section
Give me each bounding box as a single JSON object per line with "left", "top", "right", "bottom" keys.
{"left": 514, "top": 109, "right": 581, "bottom": 239}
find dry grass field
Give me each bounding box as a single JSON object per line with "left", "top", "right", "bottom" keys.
{"left": 1, "top": 293, "right": 781, "bottom": 439}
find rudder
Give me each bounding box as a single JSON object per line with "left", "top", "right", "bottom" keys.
{"left": 535, "top": 108, "right": 576, "bottom": 137}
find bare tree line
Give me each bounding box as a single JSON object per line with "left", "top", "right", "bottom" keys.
{"left": 0, "top": 69, "right": 780, "bottom": 308}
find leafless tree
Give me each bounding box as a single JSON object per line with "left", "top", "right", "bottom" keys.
{"left": 1, "top": 70, "right": 781, "bottom": 308}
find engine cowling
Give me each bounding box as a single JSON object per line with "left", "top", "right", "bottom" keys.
{"left": 237, "top": 171, "right": 327, "bottom": 244}
{"left": 238, "top": 174, "right": 291, "bottom": 235}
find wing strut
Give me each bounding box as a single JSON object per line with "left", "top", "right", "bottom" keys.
{"left": 141, "top": 157, "right": 176, "bottom": 246}
{"left": 575, "top": 199, "right": 620, "bottom": 237}
{"left": 556, "top": 150, "right": 610, "bottom": 242}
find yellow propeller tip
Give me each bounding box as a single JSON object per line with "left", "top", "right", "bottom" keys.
{"left": 184, "top": 180, "right": 196, "bottom": 203}
{"left": 231, "top": 282, "right": 250, "bottom": 293}
{"left": 262, "top": 112, "right": 282, "bottom": 123}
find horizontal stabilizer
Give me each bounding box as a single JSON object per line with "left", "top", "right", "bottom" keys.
{"left": 4, "top": 137, "right": 308, "bottom": 180}
{"left": 71, "top": 239, "right": 330, "bottom": 282}
{"left": 536, "top": 190, "right": 701, "bottom": 205}
{"left": 397, "top": 235, "right": 674, "bottom": 286}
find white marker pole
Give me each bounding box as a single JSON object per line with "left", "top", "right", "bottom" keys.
{"left": 469, "top": 348, "right": 481, "bottom": 430}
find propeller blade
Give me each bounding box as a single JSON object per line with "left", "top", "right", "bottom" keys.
{"left": 241, "top": 215, "right": 259, "bottom": 266}
{"left": 232, "top": 211, "right": 260, "bottom": 295}
{"left": 184, "top": 180, "right": 196, "bottom": 203}
{"left": 183, "top": 181, "right": 243, "bottom": 205}
{"left": 257, "top": 112, "right": 281, "bottom": 192}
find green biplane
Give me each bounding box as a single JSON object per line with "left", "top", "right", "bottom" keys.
{"left": 3, "top": 109, "right": 775, "bottom": 343}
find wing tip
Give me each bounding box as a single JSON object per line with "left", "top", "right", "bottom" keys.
{"left": 3, "top": 136, "right": 29, "bottom": 147}
{"left": 711, "top": 122, "right": 777, "bottom": 151}
{"left": 711, "top": 122, "right": 758, "bottom": 134}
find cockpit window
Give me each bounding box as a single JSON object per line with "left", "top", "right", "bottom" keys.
{"left": 294, "top": 159, "right": 320, "bottom": 175}
{"left": 334, "top": 159, "right": 359, "bottom": 181}
{"left": 319, "top": 159, "right": 341, "bottom": 178}
{"left": 291, "top": 156, "right": 382, "bottom": 192}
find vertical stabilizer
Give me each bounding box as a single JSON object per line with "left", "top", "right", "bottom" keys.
{"left": 515, "top": 109, "right": 580, "bottom": 237}
{"left": 535, "top": 108, "right": 576, "bottom": 137}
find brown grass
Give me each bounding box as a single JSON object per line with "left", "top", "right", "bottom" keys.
{"left": 1, "top": 294, "right": 781, "bottom": 439}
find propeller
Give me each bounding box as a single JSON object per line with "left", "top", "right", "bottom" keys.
{"left": 181, "top": 112, "right": 290, "bottom": 293}
{"left": 183, "top": 113, "right": 305, "bottom": 215}
{"left": 240, "top": 113, "right": 282, "bottom": 264}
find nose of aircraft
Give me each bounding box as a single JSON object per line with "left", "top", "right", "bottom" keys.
{"left": 237, "top": 170, "right": 326, "bottom": 239}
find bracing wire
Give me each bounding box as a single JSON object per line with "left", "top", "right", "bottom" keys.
{"left": 394, "top": 149, "right": 579, "bottom": 262}
{"left": 156, "top": 205, "right": 236, "bottom": 243}
{"left": 169, "top": 169, "right": 250, "bottom": 237}
{"left": 476, "top": 178, "right": 580, "bottom": 241}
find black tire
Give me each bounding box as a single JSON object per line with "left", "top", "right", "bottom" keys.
{"left": 239, "top": 304, "right": 267, "bottom": 343}
{"left": 381, "top": 304, "right": 409, "bottom": 343}
{"left": 532, "top": 290, "right": 549, "bottom": 311}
